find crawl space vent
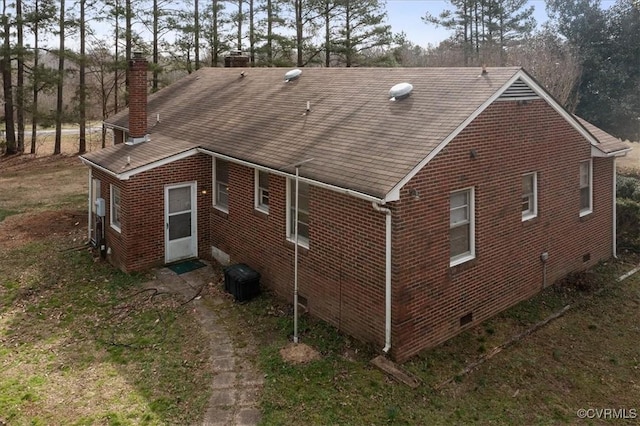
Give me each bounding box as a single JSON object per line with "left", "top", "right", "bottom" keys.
{"left": 460, "top": 312, "right": 473, "bottom": 327}
{"left": 498, "top": 78, "right": 539, "bottom": 101}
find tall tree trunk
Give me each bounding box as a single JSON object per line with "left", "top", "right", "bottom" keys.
{"left": 324, "top": 0, "right": 330, "bottom": 67}
{"left": 153, "top": 0, "right": 159, "bottom": 90}
{"left": 237, "top": 0, "right": 242, "bottom": 50}
{"left": 249, "top": 0, "right": 254, "bottom": 65}
{"left": 114, "top": 0, "right": 120, "bottom": 113}
{"left": 266, "top": 0, "right": 272, "bottom": 65}
{"left": 1, "top": 1, "right": 16, "bottom": 155}
{"left": 78, "top": 0, "right": 86, "bottom": 154}
{"left": 211, "top": 0, "right": 219, "bottom": 66}
{"left": 345, "top": 0, "right": 351, "bottom": 67}
{"left": 54, "top": 0, "right": 65, "bottom": 155}
{"left": 30, "top": 0, "right": 39, "bottom": 154}
{"left": 16, "top": 0, "right": 25, "bottom": 153}
{"left": 295, "top": 0, "right": 302, "bottom": 66}
{"left": 194, "top": 0, "right": 200, "bottom": 70}
{"left": 462, "top": 0, "right": 473, "bottom": 66}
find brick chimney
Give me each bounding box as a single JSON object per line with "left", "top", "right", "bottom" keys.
{"left": 224, "top": 50, "right": 250, "bottom": 68}
{"left": 127, "top": 51, "right": 148, "bottom": 145}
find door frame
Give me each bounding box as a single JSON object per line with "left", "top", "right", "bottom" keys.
{"left": 164, "top": 181, "right": 198, "bottom": 264}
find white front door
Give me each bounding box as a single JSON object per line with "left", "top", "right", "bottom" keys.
{"left": 165, "top": 182, "right": 197, "bottom": 263}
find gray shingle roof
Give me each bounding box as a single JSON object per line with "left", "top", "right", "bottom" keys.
{"left": 575, "top": 116, "right": 631, "bottom": 155}
{"left": 82, "top": 67, "right": 628, "bottom": 199}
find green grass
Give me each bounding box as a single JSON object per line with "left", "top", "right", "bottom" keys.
{"left": 218, "top": 259, "right": 640, "bottom": 425}
{"left": 0, "top": 157, "right": 212, "bottom": 425}
{"left": 0, "top": 239, "right": 213, "bottom": 424}
{"left": 0, "top": 208, "right": 20, "bottom": 222}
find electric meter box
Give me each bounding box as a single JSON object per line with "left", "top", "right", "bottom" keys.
{"left": 95, "top": 198, "right": 106, "bottom": 217}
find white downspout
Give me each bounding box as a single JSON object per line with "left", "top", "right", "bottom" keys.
{"left": 372, "top": 202, "right": 392, "bottom": 354}
{"left": 87, "top": 169, "right": 92, "bottom": 242}
{"left": 613, "top": 157, "right": 617, "bottom": 258}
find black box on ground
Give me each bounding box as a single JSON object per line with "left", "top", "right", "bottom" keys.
{"left": 223, "top": 263, "right": 261, "bottom": 302}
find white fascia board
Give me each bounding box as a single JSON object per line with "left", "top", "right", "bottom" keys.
{"left": 80, "top": 148, "right": 200, "bottom": 181}
{"left": 196, "top": 147, "right": 385, "bottom": 204}
{"left": 591, "top": 145, "right": 632, "bottom": 158}
{"left": 103, "top": 122, "right": 128, "bottom": 133}
{"left": 384, "top": 72, "right": 523, "bottom": 202}
{"left": 517, "top": 72, "right": 605, "bottom": 148}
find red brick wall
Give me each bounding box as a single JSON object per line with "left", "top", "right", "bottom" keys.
{"left": 90, "top": 98, "right": 616, "bottom": 363}
{"left": 90, "top": 154, "right": 212, "bottom": 272}
{"left": 391, "top": 99, "right": 615, "bottom": 361}
{"left": 209, "top": 163, "right": 388, "bottom": 347}
{"left": 128, "top": 54, "right": 148, "bottom": 139}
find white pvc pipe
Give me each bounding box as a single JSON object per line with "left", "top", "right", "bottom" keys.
{"left": 372, "top": 202, "right": 392, "bottom": 354}
{"left": 613, "top": 157, "right": 617, "bottom": 258}
{"left": 87, "top": 169, "right": 92, "bottom": 242}
{"left": 293, "top": 166, "right": 300, "bottom": 344}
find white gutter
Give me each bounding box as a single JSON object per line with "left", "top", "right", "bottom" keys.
{"left": 103, "top": 121, "right": 128, "bottom": 133}
{"left": 197, "top": 147, "right": 386, "bottom": 204}
{"left": 87, "top": 168, "right": 92, "bottom": 242}
{"left": 592, "top": 145, "right": 632, "bottom": 158}
{"left": 613, "top": 157, "right": 617, "bottom": 258}
{"left": 372, "top": 202, "right": 392, "bottom": 354}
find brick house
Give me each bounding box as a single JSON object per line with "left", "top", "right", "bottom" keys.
{"left": 80, "top": 54, "right": 629, "bottom": 361}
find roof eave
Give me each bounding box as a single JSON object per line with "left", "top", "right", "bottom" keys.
{"left": 80, "top": 148, "right": 200, "bottom": 180}
{"left": 592, "top": 146, "right": 632, "bottom": 158}
{"left": 103, "top": 121, "right": 128, "bottom": 133}
{"left": 196, "top": 147, "right": 386, "bottom": 204}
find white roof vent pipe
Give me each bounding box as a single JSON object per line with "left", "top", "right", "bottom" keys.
{"left": 389, "top": 82, "right": 413, "bottom": 101}
{"left": 284, "top": 68, "right": 302, "bottom": 82}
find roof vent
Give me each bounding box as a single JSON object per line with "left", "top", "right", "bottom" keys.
{"left": 284, "top": 69, "right": 302, "bottom": 82}
{"left": 499, "top": 78, "right": 539, "bottom": 101}
{"left": 389, "top": 82, "right": 413, "bottom": 101}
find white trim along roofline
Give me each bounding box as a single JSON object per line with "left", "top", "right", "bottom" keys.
{"left": 79, "top": 147, "right": 387, "bottom": 205}
{"left": 196, "top": 148, "right": 386, "bottom": 204}
{"left": 103, "top": 121, "right": 129, "bottom": 133}
{"left": 383, "top": 69, "right": 629, "bottom": 202}
{"left": 79, "top": 148, "right": 200, "bottom": 180}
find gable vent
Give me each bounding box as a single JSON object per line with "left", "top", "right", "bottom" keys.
{"left": 498, "top": 78, "right": 539, "bottom": 101}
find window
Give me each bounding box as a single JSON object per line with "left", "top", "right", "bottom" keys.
{"left": 213, "top": 158, "right": 229, "bottom": 212}
{"left": 255, "top": 170, "right": 269, "bottom": 213}
{"left": 450, "top": 187, "right": 474, "bottom": 266}
{"left": 110, "top": 185, "right": 122, "bottom": 232}
{"left": 522, "top": 172, "right": 537, "bottom": 221}
{"left": 287, "top": 179, "right": 309, "bottom": 247}
{"left": 579, "top": 160, "right": 592, "bottom": 216}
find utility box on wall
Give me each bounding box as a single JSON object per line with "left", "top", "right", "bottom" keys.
{"left": 223, "top": 263, "right": 261, "bottom": 302}
{"left": 95, "top": 198, "right": 106, "bottom": 217}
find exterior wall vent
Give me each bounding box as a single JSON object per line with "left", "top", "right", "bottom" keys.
{"left": 498, "top": 78, "right": 539, "bottom": 101}
{"left": 460, "top": 312, "right": 473, "bottom": 327}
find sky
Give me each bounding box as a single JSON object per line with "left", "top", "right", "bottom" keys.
{"left": 384, "top": 0, "right": 620, "bottom": 47}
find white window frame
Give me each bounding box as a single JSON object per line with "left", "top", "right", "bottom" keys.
{"left": 450, "top": 187, "right": 475, "bottom": 267}
{"left": 110, "top": 184, "right": 122, "bottom": 232}
{"left": 522, "top": 172, "right": 537, "bottom": 221}
{"left": 579, "top": 160, "right": 593, "bottom": 216}
{"left": 286, "top": 178, "right": 310, "bottom": 248}
{"left": 254, "top": 169, "right": 269, "bottom": 214}
{"left": 213, "top": 158, "right": 229, "bottom": 213}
